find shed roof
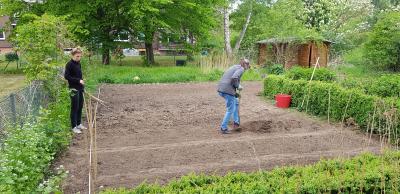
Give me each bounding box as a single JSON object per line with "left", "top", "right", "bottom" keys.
{"left": 256, "top": 37, "right": 332, "bottom": 44}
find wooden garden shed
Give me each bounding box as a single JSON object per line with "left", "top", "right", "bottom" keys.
{"left": 257, "top": 37, "right": 332, "bottom": 69}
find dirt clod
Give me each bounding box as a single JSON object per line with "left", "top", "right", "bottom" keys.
{"left": 241, "top": 120, "right": 273, "bottom": 133}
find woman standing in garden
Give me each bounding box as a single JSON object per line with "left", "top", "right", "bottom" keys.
{"left": 64, "top": 47, "right": 87, "bottom": 134}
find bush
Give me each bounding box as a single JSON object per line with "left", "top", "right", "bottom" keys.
{"left": 266, "top": 64, "right": 285, "bottom": 75}
{"left": 0, "top": 126, "right": 53, "bottom": 192}
{"left": 367, "top": 75, "right": 400, "bottom": 98}
{"left": 339, "top": 75, "right": 400, "bottom": 98}
{"left": 285, "top": 66, "right": 337, "bottom": 82}
{"left": 264, "top": 75, "right": 399, "bottom": 134}
{"left": 364, "top": 11, "right": 400, "bottom": 72}
{"left": 5, "top": 52, "right": 19, "bottom": 62}
{"left": 0, "top": 89, "right": 71, "bottom": 193}
{"left": 101, "top": 151, "right": 400, "bottom": 193}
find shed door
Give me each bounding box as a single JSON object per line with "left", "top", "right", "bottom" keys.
{"left": 298, "top": 44, "right": 311, "bottom": 68}
{"left": 310, "top": 43, "right": 328, "bottom": 67}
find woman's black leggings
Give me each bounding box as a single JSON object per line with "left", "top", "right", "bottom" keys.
{"left": 70, "top": 89, "right": 84, "bottom": 128}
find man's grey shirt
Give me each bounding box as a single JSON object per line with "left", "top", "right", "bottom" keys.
{"left": 217, "top": 65, "right": 244, "bottom": 96}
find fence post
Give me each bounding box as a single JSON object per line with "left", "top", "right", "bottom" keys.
{"left": 10, "top": 93, "right": 17, "bottom": 127}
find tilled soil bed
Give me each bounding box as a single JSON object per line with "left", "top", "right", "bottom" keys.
{"left": 59, "top": 82, "right": 382, "bottom": 193}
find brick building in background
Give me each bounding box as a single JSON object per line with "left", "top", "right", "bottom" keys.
{"left": 0, "top": 16, "right": 15, "bottom": 53}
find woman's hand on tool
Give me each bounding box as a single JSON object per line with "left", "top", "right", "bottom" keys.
{"left": 237, "top": 84, "right": 243, "bottom": 91}
{"left": 80, "top": 80, "right": 85, "bottom": 85}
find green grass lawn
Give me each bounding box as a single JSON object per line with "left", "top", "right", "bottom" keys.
{"left": 89, "top": 55, "right": 191, "bottom": 67}
{"left": 0, "top": 53, "right": 24, "bottom": 74}
{"left": 0, "top": 63, "right": 24, "bottom": 74}
{"left": 85, "top": 64, "right": 263, "bottom": 91}
{"left": 0, "top": 74, "right": 26, "bottom": 98}
{"left": 81, "top": 55, "right": 263, "bottom": 91}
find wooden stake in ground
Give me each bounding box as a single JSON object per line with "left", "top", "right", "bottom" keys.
{"left": 83, "top": 90, "right": 102, "bottom": 194}
{"left": 301, "top": 57, "right": 320, "bottom": 110}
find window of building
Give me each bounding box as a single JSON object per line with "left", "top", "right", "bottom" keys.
{"left": 0, "top": 30, "right": 5, "bottom": 40}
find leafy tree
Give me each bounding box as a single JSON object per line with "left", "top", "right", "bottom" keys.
{"left": 321, "top": 0, "right": 374, "bottom": 56}
{"left": 131, "top": 0, "right": 221, "bottom": 65}
{"left": 0, "top": 0, "right": 45, "bottom": 17}
{"left": 301, "top": 0, "right": 333, "bottom": 31}
{"left": 364, "top": 11, "right": 400, "bottom": 71}
{"left": 230, "top": 0, "right": 273, "bottom": 51}
{"left": 45, "top": 0, "right": 134, "bottom": 65}
{"left": 12, "top": 14, "right": 71, "bottom": 81}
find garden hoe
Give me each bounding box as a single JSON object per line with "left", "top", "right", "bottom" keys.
{"left": 234, "top": 86, "right": 242, "bottom": 132}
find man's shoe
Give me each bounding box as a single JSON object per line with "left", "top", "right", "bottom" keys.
{"left": 72, "top": 127, "right": 82, "bottom": 134}
{"left": 77, "top": 124, "right": 87, "bottom": 130}
{"left": 220, "top": 128, "right": 230, "bottom": 134}
{"left": 233, "top": 122, "right": 241, "bottom": 131}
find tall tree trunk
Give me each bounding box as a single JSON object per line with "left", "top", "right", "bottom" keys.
{"left": 102, "top": 49, "right": 110, "bottom": 65}
{"left": 223, "top": 7, "right": 232, "bottom": 57}
{"left": 233, "top": 6, "right": 252, "bottom": 53}
{"left": 145, "top": 42, "right": 155, "bottom": 65}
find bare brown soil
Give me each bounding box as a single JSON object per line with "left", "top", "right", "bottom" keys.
{"left": 58, "top": 82, "right": 382, "bottom": 193}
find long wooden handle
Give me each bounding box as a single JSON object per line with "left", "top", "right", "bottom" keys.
{"left": 85, "top": 92, "right": 107, "bottom": 104}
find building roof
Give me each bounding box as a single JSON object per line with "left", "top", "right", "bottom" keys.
{"left": 256, "top": 37, "right": 333, "bottom": 44}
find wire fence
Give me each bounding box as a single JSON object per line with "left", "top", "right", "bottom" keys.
{"left": 0, "top": 81, "right": 49, "bottom": 144}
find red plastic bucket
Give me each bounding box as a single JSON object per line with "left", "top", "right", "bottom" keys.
{"left": 275, "top": 94, "right": 291, "bottom": 108}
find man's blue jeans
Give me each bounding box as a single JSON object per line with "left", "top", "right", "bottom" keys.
{"left": 219, "top": 92, "right": 240, "bottom": 130}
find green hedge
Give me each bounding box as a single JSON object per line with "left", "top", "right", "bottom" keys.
{"left": 0, "top": 89, "right": 71, "bottom": 193}
{"left": 265, "top": 64, "right": 285, "bottom": 75}
{"left": 102, "top": 151, "right": 400, "bottom": 193}
{"left": 264, "top": 75, "right": 400, "bottom": 134}
{"left": 366, "top": 75, "right": 400, "bottom": 98}
{"left": 285, "top": 66, "right": 337, "bottom": 82}
{"left": 340, "top": 75, "right": 400, "bottom": 98}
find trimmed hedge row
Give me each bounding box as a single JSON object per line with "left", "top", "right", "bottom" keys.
{"left": 102, "top": 152, "right": 400, "bottom": 193}
{"left": 285, "top": 66, "right": 337, "bottom": 82}
{"left": 264, "top": 75, "right": 399, "bottom": 134}
{"left": 340, "top": 75, "right": 400, "bottom": 98}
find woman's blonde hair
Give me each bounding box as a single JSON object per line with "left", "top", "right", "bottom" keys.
{"left": 71, "top": 47, "right": 83, "bottom": 56}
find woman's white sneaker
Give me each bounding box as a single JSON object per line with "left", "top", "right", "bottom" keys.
{"left": 72, "top": 127, "right": 82, "bottom": 134}
{"left": 77, "top": 124, "right": 87, "bottom": 130}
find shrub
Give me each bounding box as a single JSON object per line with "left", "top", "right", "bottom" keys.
{"left": 0, "top": 88, "right": 71, "bottom": 193}
{"left": 339, "top": 78, "right": 369, "bottom": 91}
{"left": 5, "top": 52, "right": 19, "bottom": 62}
{"left": 285, "top": 66, "right": 337, "bottom": 82}
{"left": 364, "top": 11, "right": 400, "bottom": 72}
{"left": 266, "top": 64, "right": 285, "bottom": 75}
{"left": 339, "top": 75, "right": 400, "bottom": 98}
{"left": 101, "top": 151, "right": 400, "bottom": 193}
{"left": 264, "top": 75, "right": 399, "bottom": 134}
{"left": 367, "top": 75, "right": 400, "bottom": 98}
{"left": 0, "top": 126, "right": 52, "bottom": 192}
